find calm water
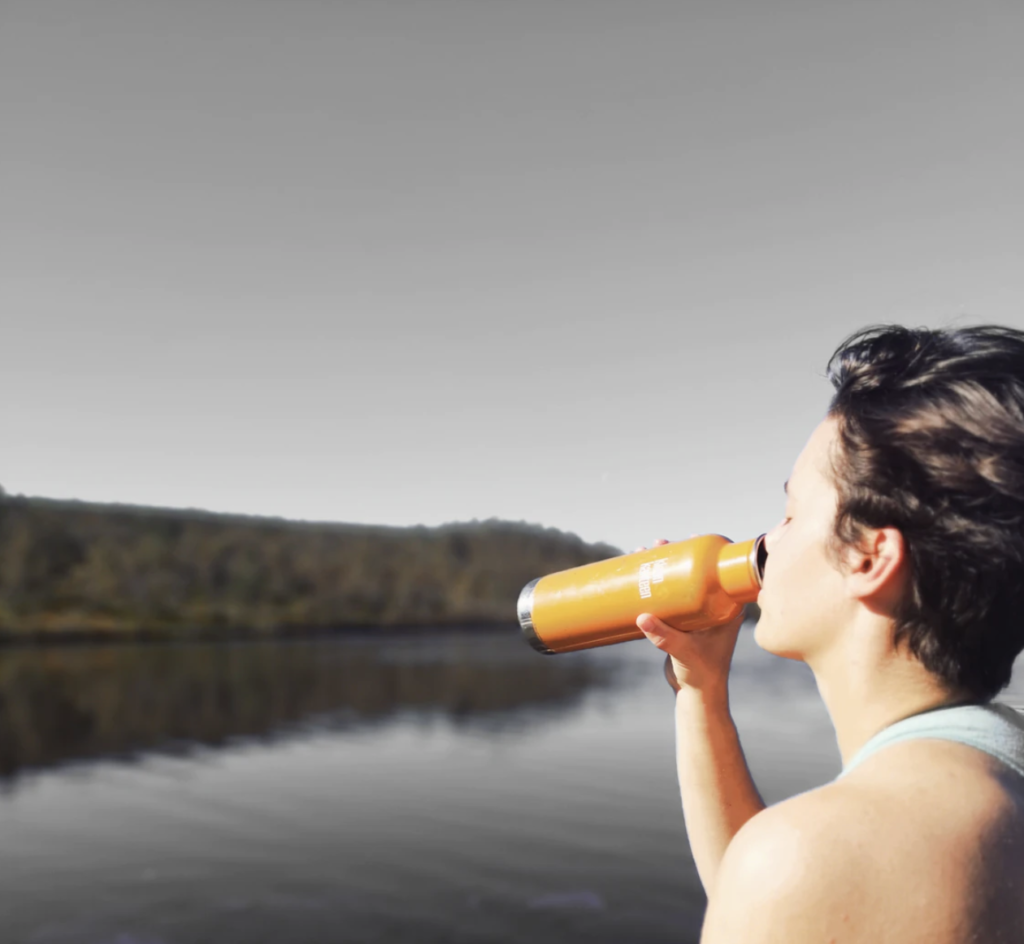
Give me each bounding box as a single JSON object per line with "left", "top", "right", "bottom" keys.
{"left": 1, "top": 625, "right": 1022, "bottom": 944}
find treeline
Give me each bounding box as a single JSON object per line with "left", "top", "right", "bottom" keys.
{"left": 0, "top": 491, "right": 620, "bottom": 639}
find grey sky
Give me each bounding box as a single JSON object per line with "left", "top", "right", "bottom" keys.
{"left": 2, "top": 1, "right": 1023, "bottom": 552}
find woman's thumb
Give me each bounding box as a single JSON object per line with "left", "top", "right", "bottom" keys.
{"left": 637, "top": 613, "right": 667, "bottom": 647}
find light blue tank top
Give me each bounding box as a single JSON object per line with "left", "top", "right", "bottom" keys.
{"left": 838, "top": 701, "right": 1024, "bottom": 780}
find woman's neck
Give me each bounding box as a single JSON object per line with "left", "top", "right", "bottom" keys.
{"left": 807, "top": 618, "right": 973, "bottom": 767}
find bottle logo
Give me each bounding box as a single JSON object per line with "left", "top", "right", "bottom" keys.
{"left": 639, "top": 559, "right": 669, "bottom": 599}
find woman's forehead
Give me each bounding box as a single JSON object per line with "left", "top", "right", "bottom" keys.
{"left": 789, "top": 418, "right": 838, "bottom": 493}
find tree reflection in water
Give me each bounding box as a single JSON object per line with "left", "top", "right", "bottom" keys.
{"left": 0, "top": 628, "right": 625, "bottom": 781}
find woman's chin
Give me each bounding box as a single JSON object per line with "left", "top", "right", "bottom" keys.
{"left": 752, "top": 614, "right": 770, "bottom": 650}
{"left": 753, "top": 613, "right": 794, "bottom": 658}
{"left": 754, "top": 620, "right": 808, "bottom": 662}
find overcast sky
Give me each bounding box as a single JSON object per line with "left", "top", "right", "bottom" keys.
{"left": 2, "top": 0, "right": 1023, "bottom": 552}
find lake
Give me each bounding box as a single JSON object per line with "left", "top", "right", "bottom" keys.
{"left": 1, "top": 623, "right": 1022, "bottom": 944}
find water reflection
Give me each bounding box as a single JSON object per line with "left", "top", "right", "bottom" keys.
{"left": 0, "top": 628, "right": 626, "bottom": 782}
{"left": 2, "top": 628, "right": 1020, "bottom": 944}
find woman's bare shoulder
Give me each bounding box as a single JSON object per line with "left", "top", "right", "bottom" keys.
{"left": 727, "top": 754, "right": 1024, "bottom": 941}
{"left": 779, "top": 739, "right": 1024, "bottom": 837}
{"left": 764, "top": 743, "right": 1024, "bottom": 925}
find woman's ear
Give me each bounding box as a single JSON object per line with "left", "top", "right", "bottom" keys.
{"left": 843, "top": 526, "right": 907, "bottom": 612}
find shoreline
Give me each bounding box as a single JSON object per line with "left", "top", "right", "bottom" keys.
{"left": 0, "top": 620, "right": 526, "bottom": 649}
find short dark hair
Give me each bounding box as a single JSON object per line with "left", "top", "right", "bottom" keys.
{"left": 825, "top": 324, "right": 1024, "bottom": 702}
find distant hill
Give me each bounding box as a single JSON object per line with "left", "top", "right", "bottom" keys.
{"left": 0, "top": 493, "right": 621, "bottom": 640}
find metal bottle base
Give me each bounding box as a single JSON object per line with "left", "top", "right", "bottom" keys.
{"left": 516, "top": 578, "right": 553, "bottom": 654}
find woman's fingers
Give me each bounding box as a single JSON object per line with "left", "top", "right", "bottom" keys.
{"left": 639, "top": 535, "right": 701, "bottom": 552}
{"left": 636, "top": 536, "right": 692, "bottom": 552}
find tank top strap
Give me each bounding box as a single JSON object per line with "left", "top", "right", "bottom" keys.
{"left": 837, "top": 702, "right": 1024, "bottom": 781}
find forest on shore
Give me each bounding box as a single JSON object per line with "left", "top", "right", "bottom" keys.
{"left": 0, "top": 490, "right": 621, "bottom": 641}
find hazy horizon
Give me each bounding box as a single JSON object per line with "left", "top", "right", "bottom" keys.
{"left": 3, "top": 1, "right": 1023, "bottom": 553}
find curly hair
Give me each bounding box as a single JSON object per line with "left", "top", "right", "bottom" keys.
{"left": 825, "top": 324, "right": 1024, "bottom": 702}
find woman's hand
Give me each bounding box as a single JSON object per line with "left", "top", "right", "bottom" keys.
{"left": 634, "top": 537, "right": 745, "bottom": 695}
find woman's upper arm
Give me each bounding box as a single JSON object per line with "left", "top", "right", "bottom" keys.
{"left": 699, "top": 800, "right": 860, "bottom": 944}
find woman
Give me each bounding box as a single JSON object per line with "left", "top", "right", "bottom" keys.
{"left": 639, "top": 324, "right": 1024, "bottom": 942}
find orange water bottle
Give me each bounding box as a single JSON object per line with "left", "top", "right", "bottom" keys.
{"left": 517, "top": 534, "right": 767, "bottom": 654}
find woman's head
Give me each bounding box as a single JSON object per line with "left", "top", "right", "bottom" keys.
{"left": 813, "top": 324, "right": 1024, "bottom": 702}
